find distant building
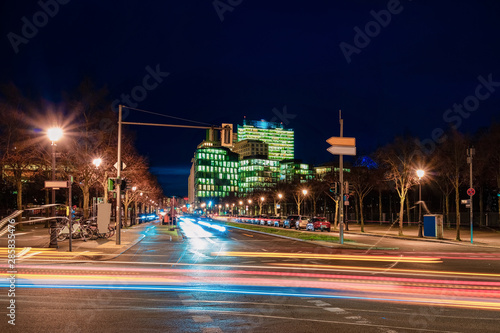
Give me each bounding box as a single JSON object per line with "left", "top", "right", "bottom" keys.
{"left": 314, "top": 165, "right": 351, "bottom": 180}
{"left": 280, "top": 159, "right": 314, "bottom": 183}
{"left": 239, "top": 157, "right": 280, "bottom": 195}
{"left": 232, "top": 139, "right": 269, "bottom": 160}
{"left": 192, "top": 146, "right": 239, "bottom": 202}
{"left": 237, "top": 119, "right": 294, "bottom": 161}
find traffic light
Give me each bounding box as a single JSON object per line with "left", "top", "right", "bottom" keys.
{"left": 329, "top": 182, "right": 338, "bottom": 194}
{"left": 344, "top": 181, "right": 354, "bottom": 195}
{"left": 108, "top": 178, "right": 115, "bottom": 192}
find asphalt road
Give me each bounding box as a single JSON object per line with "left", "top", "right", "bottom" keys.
{"left": 1, "top": 216, "right": 500, "bottom": 332}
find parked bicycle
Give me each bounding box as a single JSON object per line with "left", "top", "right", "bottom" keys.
{"left": 81, "top": 219, "right": 115, "bottom": 240}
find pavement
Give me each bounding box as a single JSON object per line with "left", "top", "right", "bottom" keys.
{"left": 341, "top": 221, "right": 500, "bottom": 248}
{"left": 0, "top": 220, "right": 166, "bottom": 261}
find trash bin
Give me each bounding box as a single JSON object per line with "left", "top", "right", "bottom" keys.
{"left": 423, "top": 214, "right": 443, "bottom": 238}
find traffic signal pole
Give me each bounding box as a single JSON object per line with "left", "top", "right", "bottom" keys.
{"left": 116, "top": 105, "right": 123, "bottom": 245}
{"left": 339, "top": 110, "right": 344, "bottom": 245}
{"left": 115, "top": 105, "right": 229, "bottom": 245}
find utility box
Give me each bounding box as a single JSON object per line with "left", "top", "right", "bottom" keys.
{"left": 423, "top": 214, "right": 443, "bottom": 239}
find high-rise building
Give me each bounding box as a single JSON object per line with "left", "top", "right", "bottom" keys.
{"left": 232, "top": 139, "right": 269, "bottom": 160}
{"left": 237, "top": 119, "right": 294, "bottom": 160}
{"left": 239, "top": 157, "right": 280, "bottom": 195}
{"left": 193, "top": 146, "right": 239, "bottom": 202}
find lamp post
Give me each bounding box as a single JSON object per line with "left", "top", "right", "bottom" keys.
{"left": 277, "top": 193, "right": 283, "bottom": 216}
{"left": 302, "top": 189, "right": 308, "bottom": 216}
{"left": 259, "top": 196, "right": 265, "bottom": 215}
{"left": 47, "top": 127, "right": 63, "bottom": 248}
{"left": 416, "top": 169, "right": 425, "bottom": 238}
{"left": 248, "top": 199, "right": 252, "bottom": 215}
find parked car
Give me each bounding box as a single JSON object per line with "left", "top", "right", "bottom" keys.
{"left": 306, "top": 217, "right": 331, "bottom": 232}
{"left": 295, "top": 216, "right": 311, "bottom": 230}
{"left": 283, "top": 215, "right": 306, "bottom": 229}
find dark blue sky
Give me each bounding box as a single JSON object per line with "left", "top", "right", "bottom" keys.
{"left": 2, "top": 0, "right": 500, "bottom": 196}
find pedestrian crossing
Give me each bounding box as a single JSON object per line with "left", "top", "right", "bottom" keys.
{"left": 0, "top": 247, "right": 103, "bottom": 261}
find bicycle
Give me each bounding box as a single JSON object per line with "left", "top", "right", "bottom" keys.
{"left": 81, "top": 219, "right": 115, "bottom": 240}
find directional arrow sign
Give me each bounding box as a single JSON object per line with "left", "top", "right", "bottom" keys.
{"left": 45, "top": 181, "right": 70, "bottom": 188}
{"left": 114, "top": 162, "right": 127, "bottom": 170}
{"left": 326, "top": 137, "right": 356, "bottom": 146}
{"left": 327, "top": 145, "right": 356, "bottom": 156}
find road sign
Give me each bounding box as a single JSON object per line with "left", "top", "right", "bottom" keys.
{"left": 276, "top": 204, "right": 281, "bottom": 209}
{"left": 326, "top": 137, "right": 356, "bottom": 146}
{"left": 461, "top": 199, "right": 470, "bottom": 205}
{"left": 114, "top": 162, "right": 127, "bottom": 170}
{"left": 467, "top": 188, "right": 475, "bottom": 196}
{"left": 327, "top": 146, "right": 356, "bottom": 156}
{"left": 44, "top": 181, "right": 70, "bottom": 188}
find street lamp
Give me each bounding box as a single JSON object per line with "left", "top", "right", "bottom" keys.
{"left": 417, "top": 169, "right": 425, "bottom": 238}
{"left": 92, "top": 158, "right": 102, "bottom": 168}
{"left": 47, "top": 127, "right": 63, "bottom": 248}
{"left": 302, "top": 189, "right": 308, "bottom": 216}
{"left": 259, "top": 196, "right": 265, "bottom": 215}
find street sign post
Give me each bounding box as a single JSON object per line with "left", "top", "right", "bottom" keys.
{"left": 326, "top": 111, "right": 356, "bottom": 245}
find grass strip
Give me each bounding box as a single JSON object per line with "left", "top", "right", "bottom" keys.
{"left": 222, "top": 221, "right": 351, "bottom": 242}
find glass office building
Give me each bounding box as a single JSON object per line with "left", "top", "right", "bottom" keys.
{"left": 237, "top": 119, "right": 294, "bottom": 160}
{"left": 239, "top": 158, "right": 280, "bottom": 194}
{"left": 194, "top": 147, "right": 239, "bottom": 200}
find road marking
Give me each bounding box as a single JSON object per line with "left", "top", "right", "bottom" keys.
{"left": 202, "top": 327, "right": 223, "bottom": 333}
{"left": 308, "top": 300, "right": 331, "bottom": 307}
{"left": 192, "top": 315, "right": 213, "bottom": 323}
{"left": 242, "top": 233, "right": 254, "bottom": 238}
{"left": 261, "top": 249, "right": 268, "bottom": 252}
{"left": 324, "top": 307, "right": 346, "bottom": 313}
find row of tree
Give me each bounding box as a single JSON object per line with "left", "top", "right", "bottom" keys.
{"left": 218, "top": 126, "right": 500, "bottom": 240}
{"left": 0, "top": 80, "right": 164, "bottom": 226}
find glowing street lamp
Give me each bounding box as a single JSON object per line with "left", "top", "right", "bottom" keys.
{"left": 92, "top": 158, "right": 102, "bottom": 168}
{"left": 47, "top": 127, "right": 63, "bottom": 248}
{"left": 417, "top": 169, "right": 425, "bottom": 238}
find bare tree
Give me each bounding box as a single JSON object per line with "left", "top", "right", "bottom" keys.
{"left": 435, "top": 129, "right": 468, "bottom": 240}
{"left": 349, "top": 166, "right": 375, "bottom": 232}
{"left": 376, "top": 137, "right": 420, "bottom": 236}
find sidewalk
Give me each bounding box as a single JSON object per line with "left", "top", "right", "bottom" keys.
{"left": 340, "top": 222, "right": 500, "bottom": 249}
{"left": 0, "top": 220, "right": 161, "bottom": 261}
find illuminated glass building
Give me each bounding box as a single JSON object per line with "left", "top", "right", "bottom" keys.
{"left": 280, "top": 159, "right": 314, "bottom": 183}
{"left": 237, "top": 119, "right": 294, "bottom": 160}
{"left": 193, "top": 147, "right": 239, "bottom": 201}
{"left": 239, "top": 158, "right": 280, "bottom": 194}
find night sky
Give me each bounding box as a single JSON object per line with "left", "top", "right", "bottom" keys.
{"left": 2, "top": 1, "right": 500, "bottom": 196}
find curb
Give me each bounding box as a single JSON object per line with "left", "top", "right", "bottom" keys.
{"left": 222, "top": 223, "right": 396, "bottom": 250}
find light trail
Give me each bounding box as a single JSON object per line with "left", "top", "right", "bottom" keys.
{"left": 212, "top": 251, "right": 443, "bottom": 263}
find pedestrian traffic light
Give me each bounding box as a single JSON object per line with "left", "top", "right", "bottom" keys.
{"left": 329, "top": 182, "right": 338, "bottom": 194}
{"left": 108, "top": 178, "right": 115, "bottom": 192}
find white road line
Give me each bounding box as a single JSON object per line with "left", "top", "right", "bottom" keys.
{"left": 202, "top": 327, "right": 223, "bottom": 333}
{"left": 192, "top": 315, "right": 213, "bottom": 323}
{"left": 308, "top": 300, "right": 331, "bottom": 307}
{"left": 261, "top": 249, "right": 268, "bottom": 252}
{"left": 324, "top": 307, "right": 346, "bottom": 313}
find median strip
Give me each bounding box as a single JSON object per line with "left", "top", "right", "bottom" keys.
{"left": 220, "top": 221, "right": 344, "bottom": 243}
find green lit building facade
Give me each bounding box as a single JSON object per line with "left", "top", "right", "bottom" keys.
{"left": 239, "top": 158, "right": 280, "bottom": 195}
{"left": 280, "top": 159, "right": 314, "bottom": 183}
{"left": 194, "top": 147, "right": 239, "bottom": 201}
{"left": 237, "top": 119, "right": 294, "bottom": 160}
